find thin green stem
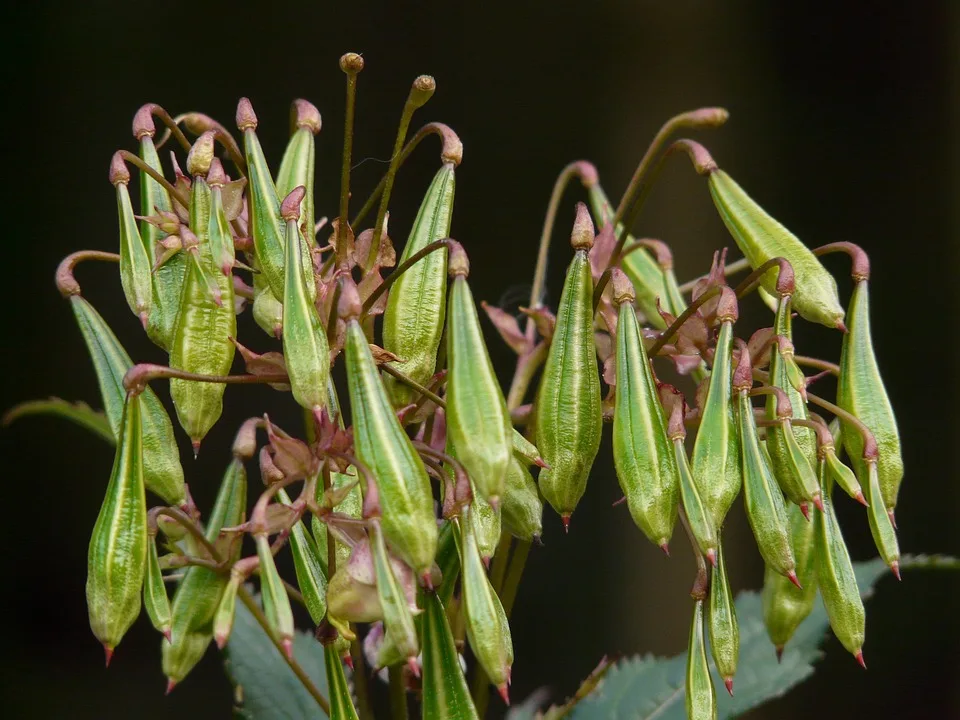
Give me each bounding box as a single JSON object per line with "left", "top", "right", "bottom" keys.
{"left": 117, "top": 150, "right": 189, "bottom": 207}
{"left": 381, "top": 364, "right": 446, "bottom": 407}
{"left": 506, "top": 342, "right": 548, "bottom": 412}
{"left": 321, "top": 464, "right": 337, "bottom": 578}
{"left": 337, "top": 55, "right": 363, "bottom": 269}
{"left": 123, "top": 363, "right": 288, "bottom": 395}
{"left": 500, "top": 539, "right": 531, "bottom": 618}
{"left": 793, "top": 355, "right": 840, "bottom": 376}
{"left": 388, "top": 664, "right": 409, "bottom": 720}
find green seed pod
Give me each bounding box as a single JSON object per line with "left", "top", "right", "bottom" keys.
{"left": 383, "top": 163, "right": 456, "bottom": 405}
{"left": 816, "top": 461, "right": 866, "bottom": 665}
{"left": 685, "top": 600, "right": 718, "bottom": 720}
{"left": 276, "top": 99, "right": 321, "bottom": 248}
{"left": 370, "top": 522, "right": 419, "bottom": 663}
{"left": 134, "top": 111, "right": 187, "bottom": 350}
{"left": 86, "top": 394, "right": 148, "bottom": 659}
{"left": 762, "top": 501, "right": 819, "bottom": 656}
{"left": 822, "top": 445, "right": 864, "bottom": 505}
{"left": 255, "top": 533, "right": 295, "bottom": 657}
{"left": 837, "top": 278, "right": 903, "bottom": 518}
{"left": 501, "top": 454, "right": 543, "bottom": 543}
{"left": 236, "top": 98, "right": 315, "bottom": 302}
{"left": 448, "top": 436, "right": 503, "bottom": 564}
{"left": 110, "top": 153, "right": 153, "bottom": 328}
{"left": 445, "top": 250, "right": 513, "bottom": 504}
{"left": 864, "top": 460, "right": 901, "bottom": 575}
{"left": 778, "top": 417, "right": 823, "bottom": 510}
{"left": 611, "top": 272, "right": 679, "bottom": 548}
{"left": 435, "top": 520, "right": 462, "bottom": 608}
{"left": 736, "top": 380, "right": 797, "bottom": 583}
{"left": 535, "top": 204, "right": 603, "bottom": 525}
{"left": 459, "top": 509, "right": 513, "bottom": 695}
{"left": 278, "top": 489, "right": 327, "bottom": 626}
{"left": 674, "top": 438, "right": 717, "bottom": 562}
{"left": 422, "top": 590, "right": 479, "bottom": 720}
{"left": 169, "top": 176, "right": 236, "bottom": 451}
{"left": 280, "top": 187, "right": 329, "bottom": 414}
{"left": 705, "top": 167, "right": 844, "bottom": 329}
{"left": 252, "top": 259, "right": 284, "bottom": 338}
{"left": 585, "top": 181, "right": 669, "bottom": 327}
{"left": 708, "top": 543, "right": 739, "bottom": 695}
{"left": 690, "top": 290, "right": 741, "bottom": 530}
{"left": 163, "top": 457, "right": 247, "bottom": 686}
{"left": 342, "top": 284, "right": 437, "bottom": 580}
{"left": 206, "top": 158, "right": 236, "bottom": 277}
{"left": 324, "top": 643, "right": 360, "bottom": 720}
{"left": 510, "top": 430, "right": 544, "bottom": 467}
{"left": 213, "top": 571, "right": 242, "bottom": 649}
{"left": 144, "top": 522, "right": 172, "bottom": 642}
{"left": 68, "top": 295, "right": 184, "bottom": 504}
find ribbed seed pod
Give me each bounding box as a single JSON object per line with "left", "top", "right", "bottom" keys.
{"left": 535, "top": 204, "right": 603, "bottom": 525}
{"left": 256, "top": 533, "right": 295, "bottom": 657}
{"left": 674, "top": 437, "right": 717, "bottom": 562}
{"left": 324, "top": 643, "right": 360, "bottom": 720}
{"left": 762, "top": 502, "right": 818, "bottom": 656}
{"left": 206, "top": 158, "right": 237, "bottom": 277}
{"left": 110, "top": 153, "right": 152, "bottom": 327}
{"left": 252, "top": 260, "right": 284, "bottom": 338}
{"left": 69, "top": 295, "right": 184, "bottom": 504}
{"left": 445, "top": 250, "right": 512, "bottom": 504}
{"left": 143, "top": 522, "right": 172, "bottom": 642}
{"left": 864, "top": 460, "right": 901, "bottom": 574}
{"left": 278, "top": 489, "right": 327, "bottom": 626}
{"left": 685, "top": 600, "right": 718, "bottom": 720}
{"left": 422, "top": 590, "right": 479, "bottom": 720}
{"left": 383, "top": 163, "right": 456, "bottom": 405}
{"left": 213, "top": 571, "right": 242, "bottom": 649}
{"left": 275, "top": 99, "right": 321, "bottom": 248}
{"left": 611, "top": 271, "right": 679, "bottom": 548}
{"left": 708, "top": 543, "right": 739, "bottom": 695}
{"left": 86, "top": 394, "right": 148, "bottom": 659}
{"left": 501, "top": 454, "right": 544, "bottom": 543}
{"left": 370, "top": 522, "right": 419, "bottom": 663}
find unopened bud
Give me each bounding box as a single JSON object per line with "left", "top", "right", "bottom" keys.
{"left": 447, "top": 240, "right": 469, "bottom": 277}
{"left": 339, "top": 52, "right": 365, "bottom": 74}
{"left": 109, "top": 152, "right": 130, "bottom": 186}
{"left": 716, "top": 286, "right": 739, "bottom": 323}
{"left": 207, "top": 157, "right": 227, "bottom": 187}
{"left": 186, "top": 131, "right": 216, "bottom": 177}
{"left": 610, "top": 267, "right": 635, "bottom": 305}
{"left": 280, "top": 186, "right": 306, "bottom": 221}
{"left": 236, "top": 97, "right": 258, "bottom": 131}
{"left": 337, "top": 278, "right": 363, "bottom": 321}
{"left": 132, "top": 104, "right": 157, "bottom": 139}
{"left": 570, "top": 202, "right": 595, "bottom": 251}
{"left": 292, "top": 99, "right": 321, "bottom": 134}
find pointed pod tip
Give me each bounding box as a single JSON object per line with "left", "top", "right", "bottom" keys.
{"left": 406, "top": 656, "right": 421, "bottom": 678}
{"left": 191, "top": 440, "right": 201, "bottom": 459}
{"left": 800, "top": 503, "right": 811, "bottom": 522}
{"left": 215, "top": 634, "right": 228, "bottom": 650}
{"left": 273, "top": 324, "right": 283, "bottom": 340}
{"left": 888, "top": 509, "right": 898, "bottom": 529}
{"left": 281, "top": 637, "right": 294, "bottom": 660}
{"left": 611, "top": 496, "right": 627, "bottom": 507}
{"left": 165, "top": 678, "right": 177, "bottom": 695}
{"left": 488, "top": 495, "right": 500, "bottom": 511}
{"left": 162, "top": 628, "right": 172, "bottom": 644}
{"left": 812, "top": 494, "right": 825, "bottom": 513}
{"left": 856, "top": 491, "right": 869, "bottom": 507}
{"left": 855, "top": 650, "right": 867, "bottom": 669}
{"left": 420, "top": 571, "right": 434, "bottom": 591}
{"left": 497, "top": 684, "right": 511, "bottom": 706}
{"left": 482, "top": 556, "right": 491, "bottom": 570}
{"left": 775, "top": 646, "right": 784, "bottom": 663}
{"left": 786, "top": 570, "right": 803, "bottom": 590}
{"left": 724, "top": 678, "right": 734, "bottom": 696}
{"left": 534, "top": 457, "right": 549, "bottom": 469}
{"left": 890, "top": 561, "right": 902, "bottom": 581}
{"left": 706, "top": 548, "right": 717, "bottom": 568}
{"left": 561, "top": 514, "right": 571, "bottom": 533}
{"left": 659, "top": 542, "right": 670, "bottom": 558}
{"left": 103, "top": 644, "right": 114, "bottom": 667}
{"left": 343, "top": 653, "right": 354, "bottom": 671}
{"left": 835, "top": 319, "right": 849, "bottom": 334}
{"left": 139, "top": 311, "right": 149, "bottom": 330}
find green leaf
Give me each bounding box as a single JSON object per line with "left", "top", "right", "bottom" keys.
{"left": 224, "top": 594, "right": 329, "bottom": 720}
{"left": 3, "top": 397, "right": 114, "bottom": 444}
{"left": 569, "top": 555, "right": 957, "bottom": 720}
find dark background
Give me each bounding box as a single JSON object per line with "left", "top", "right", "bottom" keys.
{"left": 3, "top": 1, "right": 958, "bottom": 718}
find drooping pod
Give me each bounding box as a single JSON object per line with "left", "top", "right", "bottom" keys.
{"left": 734, "top": 346, "right": 798, "bottom": 583}
{"left": 458, "top": 508, "right": 514, "bottom": 700}
{"left": 280, "top": 187, "right": 329, "bottom": 415}
{"left": 534, "top": 203, "right": 603, "bottom": 525}
{"left": 340, "top": 280, "right": 438, "bottom": 580}
{"left": 690, "top": 287, "right": 741, "bottom": 530}
{"left": 448, "top": 437, "right": 502, "bottom": 563}
{"left": 383, "top": 162, "right": 456, "bottom": 405}
{"left": 213, "top": 571, "right": 242, "bottom": 649}
{"left": 610, "top": 269, "right": 679, "bottom": 548}
{"left": 144, "top": 517, "right": 172, "bottom": 642}
{"left": 445, "top": 241, "right": 513, "bottom": 505}
{"left": 864, "top": 460, "right": 901, "bottom": 575}
{"left": 324, "top": 643, "right": 361, "bottom": 720}
{"left": 691, "top": 148, "right": 844, "bottom": 329}
{"left": 255, "top": 533, "right": 295, "bottom": 657}
{"left": 133, "top": 107, "right": 187, "bottom": 349}
{"left": 86, "top": 393, "right": 148, "bottom": 660}
{"left": 163, "top": 457, "right": 247, "bottom": 687}
{"left": 422, "top": 590, "right": 479, "bottom": 720}
{"left": 252, "top": 258, "right": 284, "bottom": 338}
{"left": 109, "top": 153, "right": 152, "bottom": 328}
{"left": 510, "top": 430, "right": 544, "bottom": 468}
{"left": 816, "top": 461, "right": 866, "bottom": 666}
{"left": 206, "top": 158, "right": 237, "bottom": 277}
{"left": 370, "top": 521, "right": 419, "bottom": 664}
{"left": 685, "top": 600, "right": 718, "bottom": 720}
{"left": 66, "top": 294, "right": 184, "bottom": 504}
{"left": 169, "top": 146, "right": 237, "bottom": 451}
{"left": 762, "top": 501, "right": 819, "bottom": 657}
{"left": 837, "top": 273, "right": 903, "bottom": 521}
{"left": 501, "top": 454, "right": 544, "bottom": 543}
{"left": 278, "top": 489, "right": 327, "bottom": 626}
{"left": 275, "top": 99, "right": 321, "bottom": 247}
{"left": 236, "top": 98, "right": 315, "bottom": 302}
{"left": 708, "top": 543, "right": 739, "bottom": 695}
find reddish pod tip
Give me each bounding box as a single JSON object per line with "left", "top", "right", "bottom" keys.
{"left": 534, "top": 457, "right": 550, "bottom": 469}
{"left": 482, "top": 556, "right": 491, "bottom": 570}
{"left": 890, "top": 561, "right": 902, "bottom": 581}
{"left": 786, "top": 570, "right": 803, "bottom": 590}
{"left": 139, "top": 311, "right": 149, "bottom": 330}
{"left": 281, "top": 637, "right": 294, "bottom": 661}
{"left": 420, "top": 571, "right": 434, "bottom": 591}
{"left": 191, "top": 440, "right": 201, "bottom": 459}
{"left": 215, "top": 633, "right": 228, "bottom": 650}
{"left": 273, "top": 324, "right": 283, "bottom": 340}
{"left": 812, "top": 494, "right": 825, "bottom": 513}
{"left": 162, "top": 628, "right": 172, "bottom": 644}
{"left": 659, "top": 542, "right": 670, "bottom": 557}
{"left": 775, "top": 647, "right": 784, "bottom": 663}
{"left": 706, "top": 549, "right": 717, "bottom": 568}
{"left": 888, "top": 509, "right": 897, "bottom": 529}
{"left": 103, "top": 644, "right": 114, "bottom": 667}
{"left": 165, "top": 678, "right": 177, "bottom": 695}
{"left": 835, "top": 320, "right": 849, "bottom": 334}
{"left": 799, "top": 503, "right": 811, "bottom": 521}
{"left": 343, "top": 654, "right": 354, "bottom": 671}
{"left": 855, "top": 650, "right": 867, "bottom": 669}
{"left": 855, "top": 491, "right": 869, "bottom": 507}
{"left": 724, "top": 678, "right": 734, "bottom": 696}
{"left": 497, "top": 684, "right": 511, "bottom": 706}
{"left": 612, "top": 496, "right": 627, "bottom": 507}
{"left": 561, "top": 514, "right": 571, "bottom": 533}
{"left": 407, "top": 657, "right": 421, "bottom": 679}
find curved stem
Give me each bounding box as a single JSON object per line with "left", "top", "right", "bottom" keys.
{"left": 793, "top": 355, "right": 840, "bottom": 376}
{"left": 381, "top": 364, "right": 446, "bottom": 407}
{"left": 155, "top": 507, "right": 221, "bottom": 561}
{"left": 677, "top": 257, "right": 752, "bottom": 294}
{"left": 359, "top": 239, "right": 451, "bottom": 318}
{"left": 56, "top": 250, "right": 120, "bottom": 297}
{"left": 747, "top": 385, "right": 793, "bottom": 418}
{"left": 123, "top": 363, "right": 288, "bottom": 395}
{"left": 803, "top": 391, "right": 879, "bottom": 460}
{"left": 647, "top": 285, "right": 721, "bottom": 358}
{"left": 813, "top": 242, "right": 870, "bottom": 281}
{"left": 732, "top": 257, "right": 795, "bottom": 299}
{"left": 117, "top": 150, "right": 189, "bottom": 207}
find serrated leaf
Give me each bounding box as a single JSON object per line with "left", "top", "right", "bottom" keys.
{"left": 3, "top": 397, "right": 114, "bottom": 444}
{"left": 224, "top": 593, "right": 329, "bottom": 720}
{"left": 570, "top": 555, "right": 957, "bottom": 719}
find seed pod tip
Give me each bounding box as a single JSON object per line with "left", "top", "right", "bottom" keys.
{"left": 109, "top": 151, "right": 130, "bottom": 185}
{"left": 280, "top": 186, "right": 306, "bottom": 221}
{"left": 236, "top": 97, "right": 258, "bottom": 131}
{"left": 497, "top": 684, "right": 511, "bottom": 706}
{"left": 103, "top": 644, "right": 114, "bottom": 667}
{"left": 340, "top": 52, "right": 365, "bottom": 74}
{"left": 292, "top": 99, "right": 321, "bottom": 134}
{"left": 706, "top": 548, "right": 717, "bottom": 567}
{"left": 132, "top": 104, "right": 156, "bottom": 139}
{"left": 186, "top": 131, "right": 216, "bottom": 176}
{"left": 775, "top": 647, "right": 784, "bottom": 663}
{"left": 207, "top": 157, "right": 227, "bottom": 187}
{"left": 561, "top": 514, "right": 571, "bottom": 533}
{"left": 890, "top": 561, "right": 901, "bottom": 581}
{"left": 571, "top": 202, "right": 595, "bottom": 250}
{"left": 716, "top": 286, "right": 739, "bottom": 323}
{"left": 165, "top": 678, "right": 177, "bottom": 695}
{"left": 447, "top": 240, "right": 469, "bottom": 277}
{"left": 659, "top": 542, "right": 670, "bottom": 557}
{"left": 724, "top": 677, "right": 734, "bottom": 696}
{"left": 786, "top": 570, "right": 802, "bottom": 590}
{"left": 855, "top": 650, "right": 867, "bottom": 669}
{"left": 610, "top": 267, "right": 635, "bottom": 305}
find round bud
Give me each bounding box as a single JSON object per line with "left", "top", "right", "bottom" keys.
{"left": 339, "top": 52, "right": 365, "bottom": 74}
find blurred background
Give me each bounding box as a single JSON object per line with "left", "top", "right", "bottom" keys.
{"left": 3, "top": 1, "right": 958, "bottom": 717}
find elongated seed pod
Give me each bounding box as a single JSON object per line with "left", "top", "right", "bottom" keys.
{"left": 281, "top": 188, "right": 329, "bottom": 413}
{"left": 611, "top": 276, "right": 679, "bottom": 548}
{"left": 237, "top": 98, "right": 315, "bottom": 302}
{"left": 110, "top": 154, "right": 152, "bottom": 327}
{"left": 837, "top": 279, "right": 903, "bottom": 517}
{"left": 535, "top": 205, "right": 603, "bottom": 524}
{"left": 383, "top": 163, "right": 456, "bottom": 405}
{"left": 823, "top": 446, "right": 864, "bottom": 504}
{"left": 501, "top": 454, "right": 543, "bottom": 542}
{"left": 778, "top": 417, "right": 823, "bottom": 509}
{"left": 276, "top": 100, "right": 321, "bottom": 248}
{"left": 136, "top": 127, "right": 187, "bottom": 349}
{"left": 87, "top": 394, "right": 148, "bottom": 657}
{"left": 169, "top": 177, "right": 236, "bottom": 450}
{"left": 708, "top": 543, "right": 739, "bottom": 694}
{"left": 686, "top": 600, "right": 718, "bottom": 720}
{"left": 674, "top": 437, "right": 717, "bottom": 561}
{"left": 252, "top": 257, "right": 284, "bottom": 338}
{"left": 278, "top": 489, "right": 327, "bottom": 625}
{"left": 144, "top": 524, "right": 172, "bottom": 642}
{"left": 256, "top": 533, "right": 295, "bottom": 655}
{"left": 213, "top": 571, "right": 242, "bottom": 649}
{"left": 69, "top": 295, "right": 184, "bottom": 504}
{"left": 435, "top": 520, "right": 462, "bottom": 608}
{"left": 737, "top": 388, "right": 797, "bottom": 581}
{"left": 585, "top": 182, "right": 669, "bottom": 327}
{"left": 343, "top": 299, "right": 437, "bottom": 579}
{"left": 816, "top": 461, "right": 866, "bottom": 663}
{"left": 864, "top": 460, "right": 901, "bottom": 573}
{"left": 370, "top": 522, "right": 419, "bottom": 662}
{"left": 163, "top": 458, "right": 247, "bottom": 686}
{"left": 762, "top": 501, "right": 818, "bottom": 655}
{"left": 324, "top": 643, "right": 361, "bottom": 720}
{"left": 422, "top": 590, "right": 479, "bottom": 720}
{"left": 690, "top": 306, "right": 741, "bottom": 529}
{"left": 459, "top": 510, "right": 513, "bottom": 694}
{"left": 706, "top": 167, "right": 844, "bottom": 328}
{"left": 449, "top": 435, "right": 502, "bottom": 562}
{"left": 510, "top": 430, "right": 543, "bottom": 467}
{"left": 446, "top": 256, "right": 513, "bottom": 504}
{"left": 207, "top": 159, "right": 236, "bottom": 276}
